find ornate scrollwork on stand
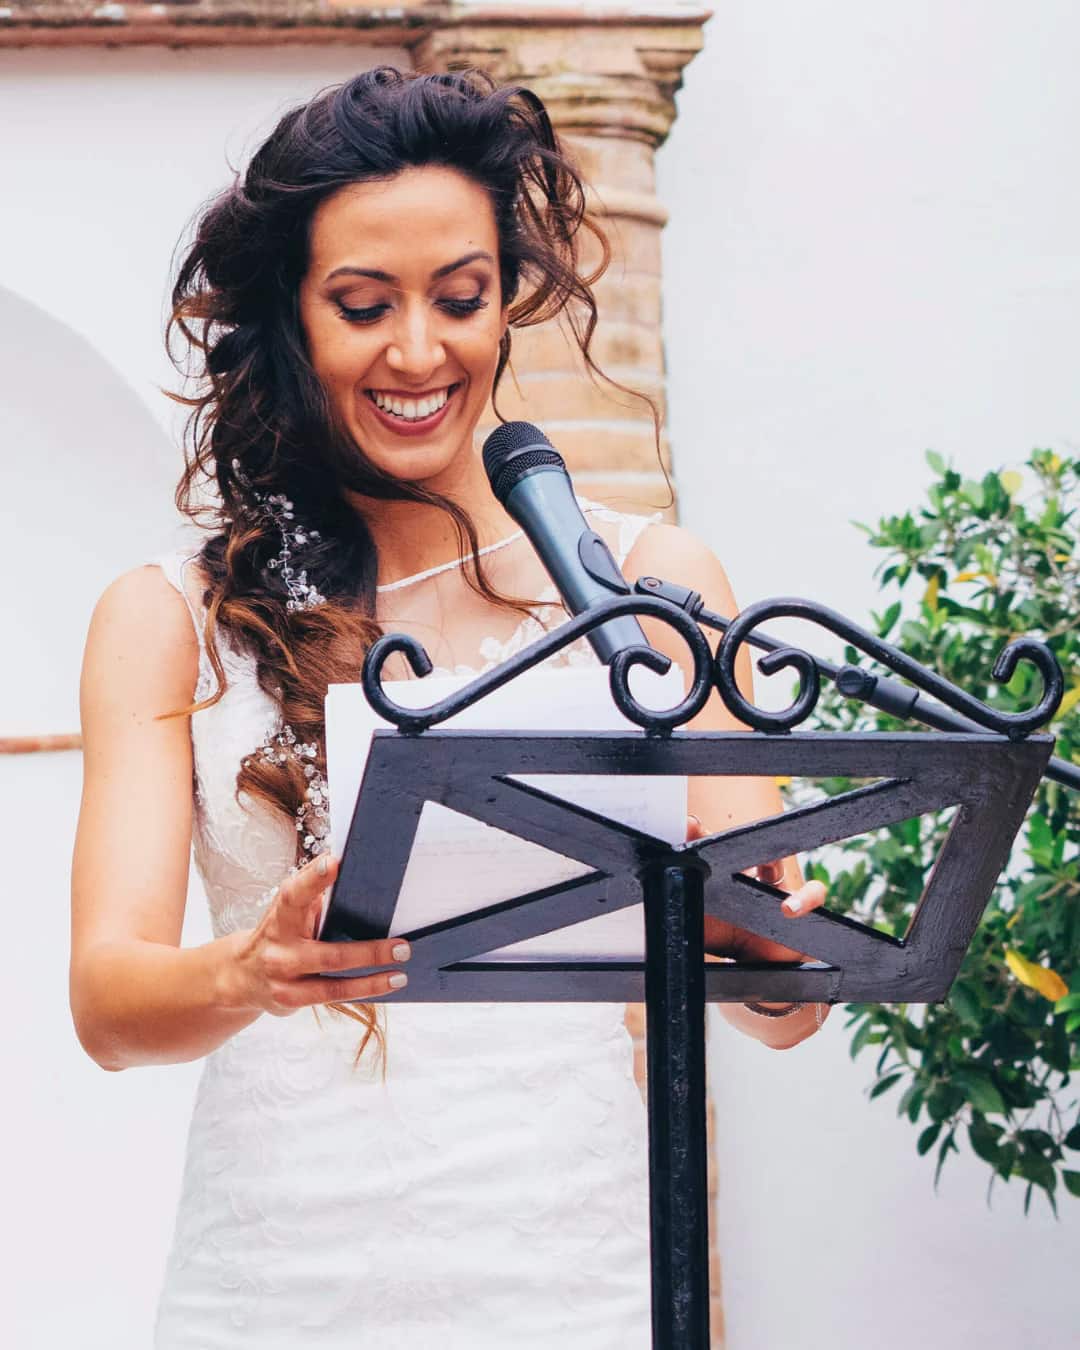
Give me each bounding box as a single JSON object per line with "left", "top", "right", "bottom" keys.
{"left": 710, "top": 597, "right": 1064, "bottom": 738}
{"left": 362, "top": 588, "right": 1064, "bottom": 743}
{"left": 361, "top": 594, "right": 715, "bottom": 735}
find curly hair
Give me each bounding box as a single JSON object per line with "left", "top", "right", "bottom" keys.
{"left": 166, "top": 66, "right": 656, "bottom": 1057}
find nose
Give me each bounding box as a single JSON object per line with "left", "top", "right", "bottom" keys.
{"left": 385, "top": 300, "right": 446, "bottom": 382}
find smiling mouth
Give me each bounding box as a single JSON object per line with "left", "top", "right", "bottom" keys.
{"left": 365, "top": 383, "right": 460, "bottom": 423}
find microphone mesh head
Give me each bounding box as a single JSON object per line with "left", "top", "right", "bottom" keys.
{"left": 482, "top": 422, "right": 564, "bottom": 505}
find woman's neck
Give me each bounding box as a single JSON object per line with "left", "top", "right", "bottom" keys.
{"left": 346, "top": 450, "right": 518, "bottom": 587}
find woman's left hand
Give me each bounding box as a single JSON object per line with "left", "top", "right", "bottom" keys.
{"left": 686, "top": 815, "right": 827, "bottom": 963}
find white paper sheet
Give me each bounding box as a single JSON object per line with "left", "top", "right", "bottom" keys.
{"left": 324, "top": 663, "right": 688, "bottom": 960}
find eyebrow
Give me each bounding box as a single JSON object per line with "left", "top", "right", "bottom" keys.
{"left": 324, "top": 250, "right": 495, "bottom": 285}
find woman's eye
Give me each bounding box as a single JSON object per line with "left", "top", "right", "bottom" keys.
{"left": 439, "top": 296, "right": 489, "bottom": 317}
{"left": 337, "top": 302, "right": 389, "bottom": 324}
{"left": 335, "top": 295, "right": 488, "bottom": 324}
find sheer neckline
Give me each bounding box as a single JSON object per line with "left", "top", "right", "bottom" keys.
{"left": 375, "top": 527, "right": 526, "bottom": 594}
{"left": 374, "top": 499, "right": 609, "bottom": 595}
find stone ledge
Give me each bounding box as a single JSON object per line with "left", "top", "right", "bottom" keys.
{"left": 0, "top": 1, "right": 711, "bottom": 46}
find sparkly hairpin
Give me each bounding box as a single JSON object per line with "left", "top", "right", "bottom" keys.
{"left": 231, "top": 458, "right": 327, "bottom": 612}
{"left": 243, "top": 722, "right": 331, "bottom": 863}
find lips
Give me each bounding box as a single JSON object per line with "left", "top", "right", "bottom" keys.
{"left": 364, "top": 382, "right": 461, "bottom": 437}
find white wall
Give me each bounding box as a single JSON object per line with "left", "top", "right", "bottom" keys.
{"left": 657, "top": 5, "right": 1079, "bottom": 1347}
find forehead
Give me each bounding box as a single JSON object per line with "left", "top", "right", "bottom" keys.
{"left": 306, "top": 166, "right": 498, "bottom": 276}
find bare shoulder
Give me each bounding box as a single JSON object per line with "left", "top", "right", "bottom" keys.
{"left": 81, "top": 564, "right": 202, "bottom": 726}
{"left": 623, "top": 521, "right": 740, "bottom": 612}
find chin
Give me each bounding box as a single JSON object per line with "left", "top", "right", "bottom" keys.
{"left": 351, "top": 433, "right": 472, "bottom": 488}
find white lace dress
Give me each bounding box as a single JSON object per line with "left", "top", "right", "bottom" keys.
{"left": 152, "top": 505, "right": 659, "bottom": 1349}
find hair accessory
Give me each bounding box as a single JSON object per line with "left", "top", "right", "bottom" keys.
{"left": 242, "top": 722, "right": 331, "bottom": 864}
{"left": 231, "top": 459, "right": 327, "bottom": 612}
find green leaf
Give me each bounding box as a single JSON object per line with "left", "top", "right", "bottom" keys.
{"left": 870, "top": 1072, "right": 904, "bottom": 1100}
{"left": 917, "top": 1122, "right": 942, "bottom": 1156}
{"left": 1063, "top": 1171, "right": 1080, "bottom": 1198}
{"left": 897, "top": 1083, "right": 924, "bottom": 1123}
{"left": 1064, "top": 1124, "right": 1080, "bottom": 1151}
{"left": 948, "top": 983, "right": 981, "bottom": 1026}
{"left": 961, "top": 479, "right": 986, "bottom": 510}
{"left": 849, "top": 1016, "right": 877, "bottom": 1061}
{"left": 952, "top": 1070, "right": 1007, "bottom": 1117}
{"left": 926, "top": 450, "right": 946, "bottom": 476}
{"left": 968, "top": 1117, "right": 1002, "bottom": 1165}
{"left": 879, "top": 601, "right": 902, "bottom": 638}
{"left": 934, "top": 1128, "right": 959, "bottom": 1189}
{"left": 1017, "top": 1149, "right": 1056, "bottom": 1193}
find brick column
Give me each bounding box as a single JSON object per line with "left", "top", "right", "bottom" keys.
{"left": 412, "top": 10, "right": 706, "bottom": 518}
{"left": 415, "top": 13, "right": 723, "bottom": 1345}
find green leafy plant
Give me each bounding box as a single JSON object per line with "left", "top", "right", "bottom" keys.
{"left": 790, "top": 449, "right": 1079, "bottom": 1213}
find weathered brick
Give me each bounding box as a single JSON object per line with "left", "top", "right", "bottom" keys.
{"left": 487, "top": 370, "right": 666, "bottom": 432}
{"left": 509, "top": 320, "right": 663, "bottom": 379}
{"left": 475, "top": 418, "right": 669, "bottom": 476}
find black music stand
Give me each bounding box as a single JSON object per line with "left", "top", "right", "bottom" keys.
{"left": 320, "top": 587, "right": 1064, "bottom": 1350}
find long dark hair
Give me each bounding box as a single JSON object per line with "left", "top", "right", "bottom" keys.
{"left": 167, "top": 66, "right": 655, "bottom": 1055}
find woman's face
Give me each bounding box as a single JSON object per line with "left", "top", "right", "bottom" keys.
{"left": 299, "top": 165, "right": 507, "bottom": 489}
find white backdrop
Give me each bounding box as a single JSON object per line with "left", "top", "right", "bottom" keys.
{"left": 1, "top": 9, "right": 1077, "bottom": 1347}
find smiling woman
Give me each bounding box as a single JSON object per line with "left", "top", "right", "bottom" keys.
{"left": 70, "top": 65, "right": 825, "bottom": 1350}
{"left": 299, "top": 171, "right": 506, "bottom": 481}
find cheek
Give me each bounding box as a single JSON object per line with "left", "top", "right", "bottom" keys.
{"left": 464, "top": 321, "right": 503, "bottom": 378}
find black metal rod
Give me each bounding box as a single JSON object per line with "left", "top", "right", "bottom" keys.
{"left": 644, "top": 857, "right": 710, "bottom": 1350}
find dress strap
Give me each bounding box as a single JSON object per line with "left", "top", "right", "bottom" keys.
{"left": 154, "top": 551, "right": 207, "bottom": 655}
{"left": 576, "top": 497, "right": 663, "bottom": 568}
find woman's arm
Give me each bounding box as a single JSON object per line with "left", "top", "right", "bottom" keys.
{"left": 622, "top": 522, "right": 830, "bottom": 1050}
{"left": 70, "top": 565, "right": 262, "bottom": 1069}
{"left": 70, "top": 567, "right": 409, "bottom": 1072}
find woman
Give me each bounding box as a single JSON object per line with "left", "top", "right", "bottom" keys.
{"left": 70, "top": 68, "right": 828, "bottom": 1348}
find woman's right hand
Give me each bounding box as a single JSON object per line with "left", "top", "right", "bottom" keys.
{"left": 220, "top": 854, "right": 410, "bottom": 1016}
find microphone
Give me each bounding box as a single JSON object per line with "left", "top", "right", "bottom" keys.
{"left": 482, "top": 421, "right": 651, "bottom": 664}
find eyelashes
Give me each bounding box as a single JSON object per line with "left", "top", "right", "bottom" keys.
{"left": 336, "top": 296, "right": 489, "bottom": 325}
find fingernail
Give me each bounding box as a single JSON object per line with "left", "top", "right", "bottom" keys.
{"left": 392, "top": 942, "right": 411, "bottom": 962}
{"left": 783, "top": 896, "right": 803, "bottom": 915}
{"left": 318, "top": 856, "right": 328, "bottom": 876}
{"left": 389, "top": 972, "right": 408, "bottom": 989}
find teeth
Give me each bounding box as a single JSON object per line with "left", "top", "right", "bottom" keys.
{"left": 371, "top": 387, "right": 451, "bottom": 420}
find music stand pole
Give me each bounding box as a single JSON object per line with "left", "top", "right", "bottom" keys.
{"left": 643, "top": 856, "right": 711, "bottom": 1349}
